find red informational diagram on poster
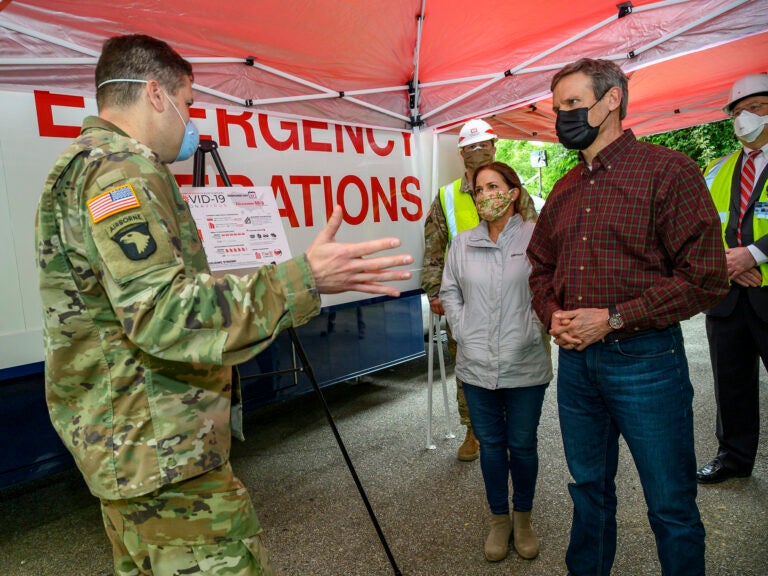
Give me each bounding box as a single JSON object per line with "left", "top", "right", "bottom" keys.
{"left": 182, "top": 186, "right": 292, "bottom": 271}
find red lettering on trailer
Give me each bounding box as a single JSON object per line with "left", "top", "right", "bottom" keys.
{"left": 189, "top": 108, "right": 211, "bottom": 140}
{"left": 323, "top": 176, "right": 335, "bottom": 221}
{"left": 216, "top": 109, "right": 256, "bottom": 147}
{"left": 401, "top": 132, "right": 412, "bottom": 156}
{"left": 337, "top": 175, "right": 368, "bottom": 225}
{"left": 371, "top": 177, "right": 397, "bottom": 223}
{"left": 366, "top": 129, "right": 395, "bottom": 156}
{"left": 399, "top": 176, "right": 422, "bottom": 221}
{"left": 270, "top": 174, "right": 299, "bottom": 227}
{"left": 33, "top": 91, "right": 413, "bottom": 158}
{"left": 302, "top": 120, "right": 333, "bottom": 152}
{"left": 267, "top": 173, "right": 424, "bottom": 227}
{"left": 335, "top": 125, "right": 365, "bottom": 154}
{"left": 34, "top": 91, "right": 82, "bottom": 138}
{"left": 259, "top": 114, "right": 299, "bottom": 151}
{"left": 290, "top": 174, "right": 321, "bottom": 227}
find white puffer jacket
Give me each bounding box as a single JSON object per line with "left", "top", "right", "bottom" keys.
{"left": 440, "top": 214, "right": 552, "bottom": 389}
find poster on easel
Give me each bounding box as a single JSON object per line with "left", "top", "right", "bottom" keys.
{"left": 181, "top": 186, "right": 292, "bottom": 272}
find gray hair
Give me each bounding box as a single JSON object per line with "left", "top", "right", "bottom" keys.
{"left": 551, "top": 58, "right": 629, "bottom": 119}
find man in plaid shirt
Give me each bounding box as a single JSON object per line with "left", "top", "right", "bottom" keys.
{"left": 527, "top": 58, "right": 728, "bottom": 576}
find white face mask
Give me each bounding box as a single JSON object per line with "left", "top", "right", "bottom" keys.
{"left": 734, "top": 110, "right": 768, "bottom": 143}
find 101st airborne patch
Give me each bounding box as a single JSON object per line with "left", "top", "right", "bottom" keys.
{"left": 107, "top": 213, "right": 157, "bottom": 260}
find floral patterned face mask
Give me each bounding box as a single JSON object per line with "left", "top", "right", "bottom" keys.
{"left": 475, "top": 188, "right": 515, "bottom": 222}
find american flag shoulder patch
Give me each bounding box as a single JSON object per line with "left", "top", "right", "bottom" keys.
{"left": 87, "top": 184, "right": 141, "bottom": 223}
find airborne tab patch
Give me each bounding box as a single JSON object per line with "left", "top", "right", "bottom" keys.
{"left": 87, "top": 184, "right": 140, "bottom": 223}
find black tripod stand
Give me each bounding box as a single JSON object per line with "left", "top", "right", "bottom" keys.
{"left": 191, "top": 140, "right": 402, "bottom": 576}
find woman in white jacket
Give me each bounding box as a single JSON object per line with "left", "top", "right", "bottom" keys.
{"left": 440, "top": 161, "right": 552, "bottom": 563}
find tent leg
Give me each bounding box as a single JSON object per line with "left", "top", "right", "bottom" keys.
{"left": 425, "top": 311, "right": 437, "bottom": 450}
{"left": 435, "top": 318, "right": 454, "bottom": 440}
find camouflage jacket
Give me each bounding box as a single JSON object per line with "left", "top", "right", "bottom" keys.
{"left": 421, "top": 174, "right": 539, "bottom": 301}
{"left": 35, "top": 117, "right": 320, "bottom": 500}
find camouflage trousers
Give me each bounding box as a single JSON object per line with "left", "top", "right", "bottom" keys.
{"left": 100, "top": 462, "right": 273, "bottom": 576}
{"left": 445, "top": 322, "right": 471, "bottom": 427}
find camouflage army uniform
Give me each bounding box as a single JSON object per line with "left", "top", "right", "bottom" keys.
{"left": 102, "top": 462, "right": 272, "bottom": 576}
{"left": 35, "top": 116, "right": 320, "bottom": 575}
{"left": 421, "top": 174, "right": 538, "bottom": 425}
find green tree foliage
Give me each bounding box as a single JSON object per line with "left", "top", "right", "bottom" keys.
{"left": 493, "top": 120, "right": 738, "bottom": 198}
{"left": 639, "top": 120, "right": 738, "bottom": 169}
{"left": 494, "top": 140, "right": 578, "bottom": 199}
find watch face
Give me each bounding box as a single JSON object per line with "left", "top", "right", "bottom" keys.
{"left": 609, "top": 314, "right": 624, "bottom": 330}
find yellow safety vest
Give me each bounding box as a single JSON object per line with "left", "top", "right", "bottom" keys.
{"left": 438, "top": 178, "right": 479, "bottom": 242}
{"left": 705, "top": 151, "right": 768, "bottom": 287}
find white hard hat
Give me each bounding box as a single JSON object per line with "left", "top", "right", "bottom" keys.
{"left": 723, "top": 73, "right": 768, "bottom": 114}
{"left": 457, "top": 118, "right": 497, "bottom": 148}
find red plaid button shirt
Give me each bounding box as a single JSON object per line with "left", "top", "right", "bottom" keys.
{"left": 528, "top": 130, "right": 729, "bottom": 331}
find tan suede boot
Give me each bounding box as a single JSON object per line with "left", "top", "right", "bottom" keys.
{"left": 484, "top": 513, "right": 512, "bottom": 561}
{"left": 457, "top": 427, "right": 479, "bottom": 461}
{"left": 513, "top": 510, "right": 539, "bottom": 559}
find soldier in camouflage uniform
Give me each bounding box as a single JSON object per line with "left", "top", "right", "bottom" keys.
{"left": 422, "top": 119, "right": 539, "bottom": 462}
{"left": 35, "top": 34, "right": 412, "bottom": 576}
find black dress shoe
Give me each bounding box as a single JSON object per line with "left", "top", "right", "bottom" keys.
{"left": 696, "top": 458, "right": 750, "bottom": 484}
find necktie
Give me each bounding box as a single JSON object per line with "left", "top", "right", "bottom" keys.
{"left": 737, "top": 150, "right": 761, "bottom": 246}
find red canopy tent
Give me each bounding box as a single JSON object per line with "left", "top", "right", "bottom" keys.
{"left": 0, "top": 0, "right": 766, "bottom": 139}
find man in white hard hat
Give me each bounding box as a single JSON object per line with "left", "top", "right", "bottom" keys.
{"left": 697, "top": 73, "right": 768, "bottom": 484}
{"left": 421, "top": 119, "right": 538, "bottom": 462}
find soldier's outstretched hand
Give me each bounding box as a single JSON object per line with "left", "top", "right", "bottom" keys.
{"left": 306, "top": 205, "right": 413, "bottom": 297}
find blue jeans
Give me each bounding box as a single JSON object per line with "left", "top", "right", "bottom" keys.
{"left": 558, "top": 325, "right": 704, "bottom": 576}
{"left": 463, "top": 382, "right": 548, "bottom": 514}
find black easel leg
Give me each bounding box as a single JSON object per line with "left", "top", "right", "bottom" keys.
{"left": 288, "top": 327, "right": 402, "bottom": 576}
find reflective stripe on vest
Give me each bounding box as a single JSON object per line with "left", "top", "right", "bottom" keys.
{"left": 705, "top": 151, "right": 768, "bottom": 287}
{"left": 704, "top": 155, "right": 730, "bottom": 190}
{"left": 439, "top": 178, "right": 479, "bottom": 242}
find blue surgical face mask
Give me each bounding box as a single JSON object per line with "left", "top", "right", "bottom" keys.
{"left": 175, "top": 121, "right": 200, "bottom": 162}
{"left": 96, "top": 78, "right": 199, "bottom": 162}
{"left": 161, "top": 88, "right": 200, "bottom": 162}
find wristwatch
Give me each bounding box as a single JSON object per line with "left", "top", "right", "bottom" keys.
{"left": 607, "top": 305, "right": 625, "bottom": 330}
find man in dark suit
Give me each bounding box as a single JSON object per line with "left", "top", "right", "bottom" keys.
{"left": 698, "top": 73, "right": 768, "bottom": 484}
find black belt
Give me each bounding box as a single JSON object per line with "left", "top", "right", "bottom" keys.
{"left": 601, "top": 322, "right": 680, "bottom": 343}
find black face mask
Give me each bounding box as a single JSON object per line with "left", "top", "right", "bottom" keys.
{"left": 555, "top": 93, "right": 612, "bottom": 150}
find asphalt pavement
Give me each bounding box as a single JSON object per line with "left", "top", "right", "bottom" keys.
{"left": 1, "top": 313, "right": 766, "bottom": 576}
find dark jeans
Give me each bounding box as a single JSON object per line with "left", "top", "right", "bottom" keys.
{"left": 558, "top": 325, "right": 704, "bottom": 576}
{"left": 462, "top": 382, "right": 548, "bottom": 514}
{"left": 557, "top": 326, "right": 704, "bottom": 576}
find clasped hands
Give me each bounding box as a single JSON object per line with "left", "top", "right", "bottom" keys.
{"left": 726, "top": 247, "right": 762, "bottom": 287}
{"left": 550, "top": 308, "right": 613, "bottom": 352}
